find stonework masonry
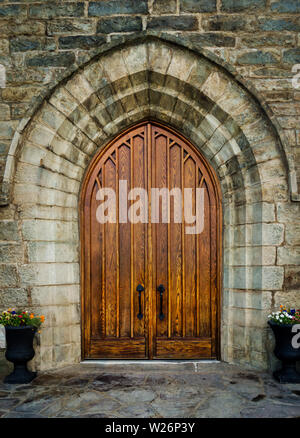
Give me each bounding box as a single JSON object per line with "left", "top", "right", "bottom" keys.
{"left": 0, "top": 1, "right": 299, "bottom": 372}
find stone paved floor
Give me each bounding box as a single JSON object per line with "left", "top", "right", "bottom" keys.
{"left": 0, "top": 361, "right": 299, "bottom": 418}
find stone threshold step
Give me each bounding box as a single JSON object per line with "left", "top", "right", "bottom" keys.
{"left": 81, "top": 360, "right": 220, "bottom": 364}
{"left": 80, "top": 359, "right": 221, "bottom": 372}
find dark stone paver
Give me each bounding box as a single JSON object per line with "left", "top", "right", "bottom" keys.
{"left": 0, "top": 362, "right": 299, "bottom": 418}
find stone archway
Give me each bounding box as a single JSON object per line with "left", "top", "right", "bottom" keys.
{"left": 6, "top": 37, "right": 287, "bottom": 371}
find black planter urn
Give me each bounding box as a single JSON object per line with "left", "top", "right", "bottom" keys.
{"left": 4, "top": 326, "right": 37, "bottom": 384}
{"left": 268, "top": 320, "right": 300, "bottom": 384}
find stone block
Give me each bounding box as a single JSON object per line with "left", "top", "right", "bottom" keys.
{"left": 40, "top": 304, "right": 80, "bottom": 327}
{"left": 97, "top": 16, "right": 142, "bottom": 34}
{"left": 0, "top": 20, "right": 46, "bottom": 36}
{"left": 284, "top": 266, "right": 300, "bottom": 290}
{"left": 15, "top": 163, "right": 80, "bottom": 194}
{"left": 0, "top": 221, "right": 19, "bottom": 241}
{"left": 270, "top": 0, "right": 300, "bottom": 13}
{"left": 237, "top": 50, "right": 279, "bottom": 65}
{"left": 248, "top": 223, "right": 284, "bottom": 246}
{"left": 258, "top": 17, "right": 300, "bottom": 32}
{"left": 239, "top": 34, "right": 295, "bottom": 48}
{"left": 27, "top": 242, "right": 78, "bottom": 263}
{"left": 19, "top": 263, "right": 79, "bottom": 287}
{"left": 2, "top": 86, "right": 40, "bottom": 102}
{"left": 26, "top": 52, "right": 75, "bottom": 67}
{"left": 70, "top": 324, "right": 81, "bottom": 344}
{"left": 274, "top": 290, "right": 300, "bottom": 308}
{"left": 0, "top": 288, "right": 28, "bottom": 307}
{"left": 19, "top": 205, "right": 77, "bottom": 222}
{"left": 180, "top": 0, "right": 217, "bottom": 12}
{"left": 224, "top": 266, "right": 284, "bottom": 290}
{"left": 0, "top": 243, "right": 23, "bottom": 263}
{"left": 221, "top": 0, "right": 266, "bottom": 12}
{"left": 0, "top": 105, "right": 10, "bottom": 121}
{"left": 180, "top": 32, "right": 235, "bottom": 47}
{"left": 277, "top": 247, "right": 300, "bottom": 266}
{"left": 223, "top": 289, "right": 272, "bottom": 310}
{"left": 225, "top": 202, "right": 276, "bottom": 225}
{"left": 258, "top": 158, "right": 286, "bottom": 184}
{"left": 29, "top": 3, "right": 84, "bottom": 19}
{"left": 27, "top": 124, "right": 55, "bottom": 147}
{"left": 58, "top": 36, "right": 106, "bottom": 50}
{"left": 0, "top": 206, "right": 16, "bottom": 221}
{"left": 47, "top": 19, "right": 95, "bottom": 35}
{"left": 88, "top": 0, "right": 148, "bottom": 16}
{"left": 0, "top": 5, "right": 26, "bottom": 17}
{"left": 282, "top": 49, "right": 300, "bottom": 64}
{"left": 153, "top": 0, "right": 177, "bottom": 13}
{"left": 17, "top": 183, "right": 68, "bottom": 210}
{"left": 122, "top": 44, "right": 148, "bottom": 80}
{"left": 232, "top": 325, "right": 269, "bottom": 352}
{"left": 31, "top": 285, "right": 80, "bottom": 306}
{"left": 39, "top": 103, "right": 66, "bottom": 131}
{"left": 10, "top": 37, "right": 56, "bottom": 53}
{"left": 224, "top": 246, "right": 276, "bottom": 266}
{"left": 49, "top": 87, "right": 78, "bottom": 117}
{"left": 52, "top": 344, "right": 73, "bottom": 364}
{"left": 0, "top": 265, "right": 18, "bottom": 287}
{"left": 201, "top": 71, "right": 229, "bottom": 102}
{"left": 52, "top": 327, "right": 71, "bottom": 346}
{"left": 224, "top": 307, "right": 266, "bottom": 328}
{"left": 277, "top": 202, "right": 300, "bottom": 223}
{"left": 64, "top": 74, "right": 94, "bottom": 104}
{"left": 147, "top": 16, "right": 198, "bottom": 31}
{"left": 22, "top": 219, "right": 78, "bottom": 242}
{"left": 202, "top": 15, "right": 257, "bottom": 32}
{"left": 285, "top": 223, "right": 300, "bottom": 245}
{"left": 0, "top": 121, "right": 18, "bottom": 139}
{"left": 148, "top": 41, "right": 173, "bottom": 75}
{"left": 20, "top": 143, "right": 84, "bottom": 181}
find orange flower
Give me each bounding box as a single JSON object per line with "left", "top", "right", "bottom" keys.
{"left": 30, "top": 313, "right": 34, "bottom": 319}
{"left": 40, "top": 315, "right": 45, "bottom": 323}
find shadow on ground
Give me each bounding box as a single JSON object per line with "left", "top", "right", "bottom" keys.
{"left": 0, "top": 362, "right": 299, "bottom": 418}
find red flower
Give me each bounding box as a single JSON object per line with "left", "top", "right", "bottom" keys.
{"left": 18, "top": 315, "right": 22, "bottom": 318}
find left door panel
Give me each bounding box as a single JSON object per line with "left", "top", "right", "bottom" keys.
{"left": 82, "top": 125, "right": 148, "bottom": 358}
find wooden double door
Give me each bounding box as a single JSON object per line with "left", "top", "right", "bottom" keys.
{"left": 81, "top": 122, "right": 221, "bottom": 360}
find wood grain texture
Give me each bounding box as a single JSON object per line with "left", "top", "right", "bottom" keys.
{"left": 80, "top": 121, "right": 222, "bottom": 360}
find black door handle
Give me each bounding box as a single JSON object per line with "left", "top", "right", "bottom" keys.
{"left": 157, "top": 284, "right": 165, "bottom": 321}
{"left": 136, "top": 284, "right": 144, "bottom": 320}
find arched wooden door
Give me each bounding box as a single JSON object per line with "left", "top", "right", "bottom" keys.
{"left": 81, "top": 122, "right": 221, "bottom": 360}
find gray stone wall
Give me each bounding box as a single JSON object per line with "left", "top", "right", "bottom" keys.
{"left": 0, "top": 1, "right": 299, "bottom": 373}
{"left": 0, "top": 0, "right": 300, "bottom": 193}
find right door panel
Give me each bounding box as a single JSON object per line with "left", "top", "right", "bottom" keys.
{"left": 150, "top": 124, "right": 220, "bottom": 359}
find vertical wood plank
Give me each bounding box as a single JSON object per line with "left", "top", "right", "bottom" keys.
{"left": 132, "top": 133, "right": 146, "bottom": 338}
{"left": 118, "top": 144, "right": 131, "bottom": 337}
{"left": 184, "top": 157, "right": 197, "bottom": 337}
{"left": 104, "top": 157, "right": 117, "bottom": 337}
{"left": 90, "top": 181, "right": 102, "bottom": 338}
{"left": 153, "top": 132, "right": 168, "bottom": 338}
{"left": 198, "top": 182, "right": 211, "bottom": 338}
{"left": 169, "top": 144, "right": 182, "bottom": 337}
